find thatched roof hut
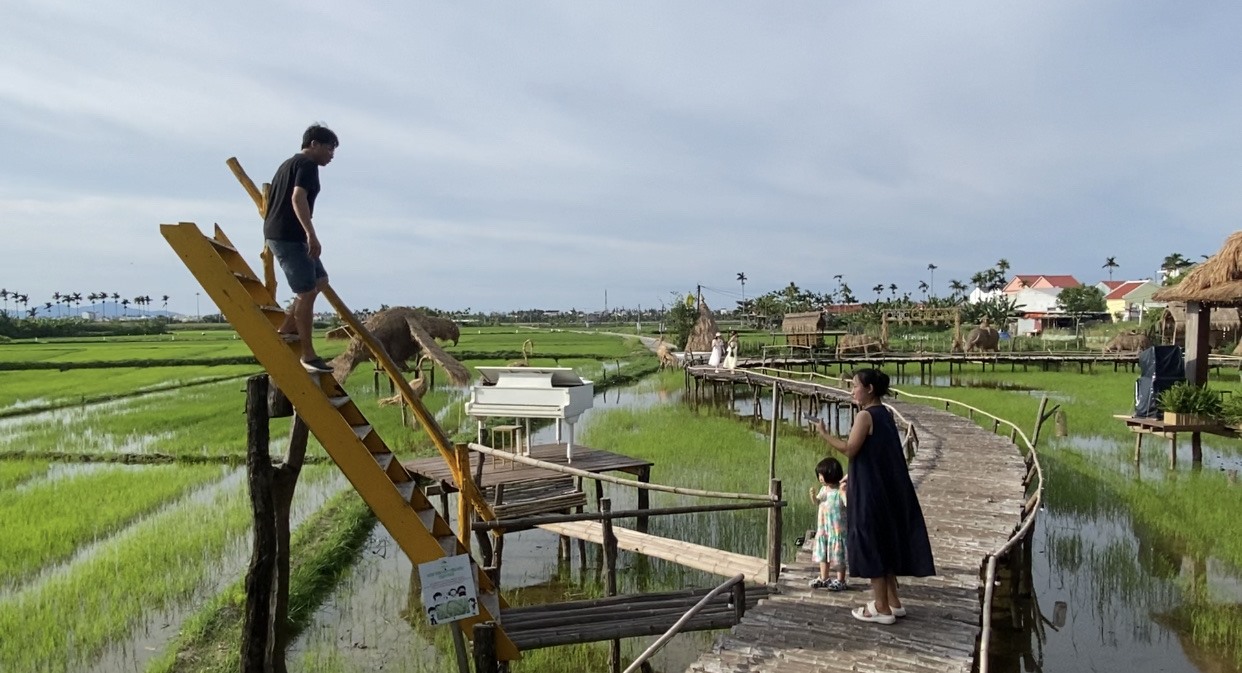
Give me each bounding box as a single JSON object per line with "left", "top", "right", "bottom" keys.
{"left": 1158, "top": 302, "right": 1241, "bottom": 346}
{"left": 1151, "top": 231, "right": 1242, "bottom": 383}
{"left": 684, "top": 300, "right": 720, "bottom": 353}
{"left": 782, "top": 311, "right": 826, "bottom": 348}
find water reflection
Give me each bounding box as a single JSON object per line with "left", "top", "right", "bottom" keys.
{"left": 989, "top": 454, "right": 1242, "bottom": 673}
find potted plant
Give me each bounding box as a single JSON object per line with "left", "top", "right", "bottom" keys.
{"left": 1221, "top": 394, "right": 1242, "bottom": 432}
{"left": 1157, "top": 382, "right": 1223, "bottom": 426}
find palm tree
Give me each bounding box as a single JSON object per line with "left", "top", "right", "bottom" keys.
{"left": 888, "top": 283, "right": 898, "bottom": 299}
{"left": 1102, "top": 256, "right": 1119, "bottom": 281}
{"left": 121, "top": 298, "right": 131, "bottom": 317}
{"left": 997, "top": 258, "right": 1010, "bottom": 275}
{"left": 872, "top": 284, "right": 884, "bottom": 302}
{"left": 948, "top": 279, "right": 968, "bottom": 299}
{"left": 736, "top": 272, "right": 747, "bottom": 311}
{"left": 162, "top": 295, "right": 170, "bottom": 312}
{"left": 918, "top": 280, "right": 929, "bottom": 299}
{"left": 927, "top": 263, "right": 938, "bottom": 297}
{"left": 111, "top": 292, "right": 121, "bottom": 319}
{"left": 840, "top": 283, "right": 856, "bottom": 304}
{"left": 0, "top": 288, "right": 8, "bottom": 316}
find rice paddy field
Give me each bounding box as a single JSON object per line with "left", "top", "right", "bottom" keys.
{"left": 6, "top": 325, "right": 1242, "bottom": 673}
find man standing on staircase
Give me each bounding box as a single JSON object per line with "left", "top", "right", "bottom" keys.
{"left": 263, "top": 124, "right": 338, "bottom": 373}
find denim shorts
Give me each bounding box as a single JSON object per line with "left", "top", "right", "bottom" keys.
{"left": 265, "top": 239, "right": 328, "bottom": 294}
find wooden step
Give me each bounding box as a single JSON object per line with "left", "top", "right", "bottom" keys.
{"left": 207, "top": 237, "right": 241, "bottom": 255}
{"left": 372, "top": 452, "right": 394, "bottom": 471}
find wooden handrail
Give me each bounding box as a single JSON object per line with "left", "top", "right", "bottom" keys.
{"left": 622, "top": 574, "right": 746, "bottom": 673}
{"left": 467, "top": 443, "right": 775, "bottom": 502}
{"left": 470, "top": 500, "right": 783, "bottom": 532}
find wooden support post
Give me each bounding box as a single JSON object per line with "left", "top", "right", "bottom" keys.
{"left": 1169, "top": 433, "right": 1178, "bottom": 469}
{"left": 1192, "top": 432, "right": 1203, "bottom": 465}
{"left": 1186, "top": 301, "right": 1211, "bottom": 386}
{"left": 768, "top": 385, "right": 780, "bottom": 481}
{"left": 1031, "top": 395, "right": 1050, "bottom": 447}
{"left": 1133, "top": 431, "right": 1144, "bottom": 462}
{"left": 601, "top": 498, "right": 620, "bottom": 673}
{"left": 767, "top": 479, "right": 782, "bottom": 585}
{"left": 455, "top": 445, "right": 472, "bottom": 548}
{"left": 574, "top": 477, "right": 587, "bottom": 570}
{"left": 636, "top": 465, "right": 651, "bottom": 534}
{"left": 472, "top": 622, "right": 498, "bottom": 673}
{"left": 731, "top": 581, "right": 746, "bottom": 622}
{"left": 241, "top": 376, "right": 275, "bottom": 673}
{"left": 450, "top": 623, "right": 471, "bottom": 673}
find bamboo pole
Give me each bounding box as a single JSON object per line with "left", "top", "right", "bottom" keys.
{"left": 455, "top": 445, "right": 472, "bottom": 548}
{"left": 768, "top": 384, "right": 779, "bottom": 481}
{"left": 471, "top": 622, "right": 497, "bottom": 673}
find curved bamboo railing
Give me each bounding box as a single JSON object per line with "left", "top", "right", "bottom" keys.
{"left": 622, "top": 574, "right": 746, "bottom": 673}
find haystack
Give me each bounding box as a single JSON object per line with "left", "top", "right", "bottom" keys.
{"left": 683, "top": 300, "right": 720, "bottom": 353}
{"left": 325, "top": 325, "right": 354, "bottom": 340}
{"left": 329, "top": 307, "right": 469, "bottom": 385}
{"left": 1158, "top": 302, "right": 1241, "bottom": 346}
{"left": 421, "top": 315, "right": 460, "bottom": 345}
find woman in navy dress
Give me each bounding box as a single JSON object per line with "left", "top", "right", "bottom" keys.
{"left": 813, "top": 368, "right": 935, "bottom": 625}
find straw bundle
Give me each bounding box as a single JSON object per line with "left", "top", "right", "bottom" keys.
{"left": 684, "top": 300, "right": 719, "bottom": 353}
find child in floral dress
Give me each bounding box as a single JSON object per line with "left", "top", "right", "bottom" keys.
{"left": 808, "top": 456, "right": 848, "bottom": 590}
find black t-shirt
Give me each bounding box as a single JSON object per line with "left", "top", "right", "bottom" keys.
{"left": 262, "top": 154, "right": 321, "bottom": 241}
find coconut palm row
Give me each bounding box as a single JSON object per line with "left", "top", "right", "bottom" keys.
{"left": 0, "top": 289, "right": 171, "bottom": 319}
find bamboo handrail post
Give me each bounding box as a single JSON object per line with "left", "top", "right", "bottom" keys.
{"left": 767, "top": 479, "right": 782, "bottom": 585}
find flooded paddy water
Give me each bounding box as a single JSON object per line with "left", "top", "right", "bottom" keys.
{"left": 3, "top": 359, "right": 1241, "bottom": 672}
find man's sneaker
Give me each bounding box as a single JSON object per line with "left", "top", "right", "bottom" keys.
{"left": 301, "top": 357, "right": 333, "bottom": 373}
{"left": 278, "top": 332, "right": 301, "bottom": 343}
{"left": 808, "top": 578, "right": 829, "bottom": 589}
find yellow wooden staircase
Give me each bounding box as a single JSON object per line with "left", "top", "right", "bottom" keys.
{"left": 161, "top": 221, "right": 518, "bottom": 661}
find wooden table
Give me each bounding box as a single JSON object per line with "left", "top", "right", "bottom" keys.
{"left": 1114, "top": 415, "right": 1238, "bottom": 467}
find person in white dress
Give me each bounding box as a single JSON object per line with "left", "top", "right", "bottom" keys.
{"left": 723, "top": 330, "right": 739, "bottom": 370}
{"left": 708, "top": 332, "right": 724, "bottom": 368}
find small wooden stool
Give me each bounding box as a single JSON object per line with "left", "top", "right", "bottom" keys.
{"left": 490, "top": 424, "right": 524, "bottom": 468}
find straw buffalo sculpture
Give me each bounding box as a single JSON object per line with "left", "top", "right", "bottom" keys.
{"left": 1103, "top": 331, "right": 1152, "bottom": 353}
{"left": 836, "top": 334, "right": 883, "bottom": 357}
{"left": 963, "top": 323, "right": 1000, "bottom": 353}
{"left": 329, "top": 307, "right": 469, "bottom": 386}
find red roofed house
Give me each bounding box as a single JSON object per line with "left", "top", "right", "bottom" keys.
{"left": 1002, "top": 275, "right": 1082, "bottom": 294}
{"left": 1100, "top": 279, "right": 1161, "bottom": 322}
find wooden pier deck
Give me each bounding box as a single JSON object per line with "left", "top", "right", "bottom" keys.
{"left": 536, "top": 520, "right": 771, "bottom": 584}
{"left": 686, "top": 382, "right": 1029, "bottom": 672}
{"left": 403, "top": 443, "right": 653, "bottom": 494}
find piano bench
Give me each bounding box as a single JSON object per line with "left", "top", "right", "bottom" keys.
{"left": 489, "top": 424, "right": 525, "bottom": 464}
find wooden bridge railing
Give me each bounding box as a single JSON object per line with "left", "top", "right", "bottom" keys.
{"left": 466, "top": 443, "right": 785, "bottom": 583}
{"left": 716, "top": 365, "right": 1045, "bottom": 672}
{"left": 622, "top": 574, "right": 746, "bottom": 673}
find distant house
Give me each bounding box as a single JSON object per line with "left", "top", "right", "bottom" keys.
{"left": 1101, "top": 279, "right": 1161, "bottom": 322}
{"left": 967, "top": 287, "right": 1004, "bottom": 304}
{"left": 1002, "top": 275, "right": 1081, "bottom": 294}
{"left": 1011, "top": 288, "right": 1063, "bottom": 335}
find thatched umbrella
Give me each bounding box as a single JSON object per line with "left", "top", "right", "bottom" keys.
{"left": 683, "top": 300, "right": 720, "bottom": 353}
{"left": 330, "top": 307, "right": 469, "bottom": 385}
{"left": 1152, "top": 231, "right": 1242, "bottom": 383}
{"left": 326, "top": 310, "right": 458, "bottom": 345}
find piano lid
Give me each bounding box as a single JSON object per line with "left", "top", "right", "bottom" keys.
{"left": 475, "top": 366, "right": 591, "bottom": 388}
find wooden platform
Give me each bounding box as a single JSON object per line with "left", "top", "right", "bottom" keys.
{"left": 687, "top": 386, "right": 1028, "bottom": 672}
{"left": 403, "top": 442, "right": 653, "bottom": 494}
{"left": 535, "top": 520, "right": 771, "bottom": 584}
{"left": 502, "top": 586, "right": 772, "bottom": 650}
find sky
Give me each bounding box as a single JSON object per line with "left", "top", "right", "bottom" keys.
{"left": 4, "top": 1, "right": 1242, "bottom": 316}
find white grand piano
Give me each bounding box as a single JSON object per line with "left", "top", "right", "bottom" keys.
{"left": 465, "top": 367, "right": 594, "bottom": 462}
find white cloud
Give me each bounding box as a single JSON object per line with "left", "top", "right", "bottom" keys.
{"left": 3, "top": 0, "right": 1242, "bottom": 314}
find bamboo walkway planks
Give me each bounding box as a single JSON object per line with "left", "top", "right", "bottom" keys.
{"left": 535, "top": 520, "right": 771, "bottom": 584}
{"left": 687, "top": 392, "right": 1028, "bottom": 673}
